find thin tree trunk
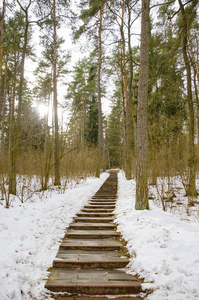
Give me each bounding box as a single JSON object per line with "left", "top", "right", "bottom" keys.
{"left": 191, "top": 58, "right": 199, "bottom": 161}
{"left": 16, "top": 0, "right": 30, "bottom": 118}
{"left": 135, "top": 0, "right": 150, "bottom": 210}
{"left": 43, "top": 72, "right": 52, "bottom": 190}
{"left": 81, "top": 77, "right": 86, "bottom": 151}
{"left": 53, "top": 0, "right": 60, "bottom": 185}
{"left": 121, "top": 0, "right": 131, "bottom": 179}
{"left": 121, "top": 94, "right": 126, "bottom": 170}
{"left": 1, "top": 57, "right": 7, "bottom": 152}
{"left": 178, "top": 0, "right": 197, "bottom": 196}
{"left": 43, "top": 94, "right": 49, "bottom": 190}
{"left": 96, "top": 4, "right": 103, "bottom": 178}
{"left": 9, "top": 50, "right": 17, "bottom": 195}
{"left": 0, "top": 0, "right": 5, "bottom": 116}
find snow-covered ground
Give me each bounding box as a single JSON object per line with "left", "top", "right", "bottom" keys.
{"left": 116, "top": 171, "right": 199, "bottom": 300}
{"left": 0, "top": 173, "right": 109, "bottom": 300}
{"left": 1, "top": 170, "right": 199, "bottom": 300}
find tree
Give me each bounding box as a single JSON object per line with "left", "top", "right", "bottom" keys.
{"left": 86, "top": 95, "right": 98, "bottom": 147}
{"left": 33, "top": 64, "right": 53, "bottom": 190}
{"left": 102, "top": 0, "right": 139, "bottom": 179}
{"left": 66, "top": 58, "right": 90, "bottom": 150}
{"left": 52, "top": 0, "right": 60, "bottom": 185}
{"left": 0, "top": 0, "right": 6, "bottom": 118}
{"left": 106, "top": 99, "right": 121, "bottom": 168}
{"left": 135, "top": 0, "right": 150, "bottom": 210}
{"left": 148, "top": 14, "right": 185, "bottom": 185}
{"left": 66, "top": 57, "right": 99, "bottom": 150}
{"left": 37, "top": 0, "right": 70, "bottom": 186}
{"left": 96, "top": 3, "right": 103, "bottom": 177}
{"left": 178, "top": 0, "right": 198, "bottom": 196}
{"left": 6, "top": 1, "right": 33, "bottom": 194}
{"left": 74, "top": 0, "right": 105, "bottom": 177}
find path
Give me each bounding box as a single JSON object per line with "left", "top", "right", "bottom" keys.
{"left": 45, "top": 171, "right": 143, "bottom": 299}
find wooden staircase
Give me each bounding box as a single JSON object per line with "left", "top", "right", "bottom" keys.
{"left": 45, "top": 171, "right": 143, "bottom": 299}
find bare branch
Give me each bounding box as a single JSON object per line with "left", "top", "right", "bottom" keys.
{"left": 16, "top": 0, "right": 32, "bottom": 12}
{"left": 150, "top": 0, "right": 175, "bottom": 11}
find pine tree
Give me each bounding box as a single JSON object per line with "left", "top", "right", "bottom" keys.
{"left": 135, "top": 0, "right": 150, "bottom": 210}
{"left": 73, "top": 0, "right": 105, "bottom": 177}
{"left": 86, "top": 95, "right": 98, "bottom": 147}
{"left": 177, "top": 0, "right": 198, "bottom": 196}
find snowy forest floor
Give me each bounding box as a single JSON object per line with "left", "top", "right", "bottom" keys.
{"left": 0, "top": 171, "right": 199, "bottom": 300}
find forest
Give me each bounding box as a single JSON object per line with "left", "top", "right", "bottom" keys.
{"left": 0, "top": 0, "right": 199, "bottom": 209}
{"left": 1, "top": 1, "right": 199, "bottom": 300}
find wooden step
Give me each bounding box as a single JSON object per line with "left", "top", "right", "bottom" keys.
{"left": 81, "top": 208, "right": 114, "bottom": 213}
{"left": 88, "top": 200, "right": 116, "bottom": 207}
{"left": 90, "top": 200, "right": 116, "bottom": 203}
{"left": 84, "top": 205, "right": 115, "bottom": 209}
{"left": 45, "top": 269, "right": 141, "bottom": 295}
{"left": 65, "top": 230, "right": 119, "bottom": 239}
{"left": 89, "top": 203, "right": 116, "bottom": 206}
{"left": 54, "top": 296, "right": 142, "bottom": 300}
{"left": 69, "top": 223, "right": 116, "bottom": 230}
{"left": 73, "top": 217, "right": 114, "bottom": 223}
{"left": 59, "top": 238, "right": 122, "bottom": 251}
{"left": 76, "top": 212, "right": 114, "bottom": 218}
{"left": 53, "top": 250, "right": 129, "bottom": 269}
{"left": 91, "top": 196, "right": 117, "bottom": 201}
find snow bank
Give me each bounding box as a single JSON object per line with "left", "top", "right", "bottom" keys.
{"left": 0, "top": 173, "right": 109, "bottom": 300}
{"left": 1, "top": 170, "right": 199, "bottom": 300}
{"left": 115, "top": 171, "right": 199, "bottom": 300}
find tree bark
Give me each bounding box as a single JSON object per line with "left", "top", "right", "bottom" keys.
{"left": 53, "top": 0, "right": 61, "bottom": 185}
{"left": 0, "top": 0, "right": 5, "bottom": 116}
{"left": 96, "top": 4, "right": 103, "bottom": 178}
{"left": 81, "top": 77, "right": 86, "bottom": 151}
{"left": 9, "top": 50, "right": 17, "bottom": 195}
{"left": 120, "top": 0, "right": 131, "bottom": 179}
{"left": 16, "top": 0, "right": 31, "bottom": 118}
{"left": 135, "top": 0, "right": 150, "bottom": 210}
{"left": 1, "top": 57, "right": 7, "bottom": 151}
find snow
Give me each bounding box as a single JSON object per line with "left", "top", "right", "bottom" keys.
{"left": 0, "top": 173, "right": 109, "bottom": 300}
{"left": 115, "top": 171, "right": 199, "bottom": 300}
{"left": 1, "top": 170, "right": 199, "bottom": 299}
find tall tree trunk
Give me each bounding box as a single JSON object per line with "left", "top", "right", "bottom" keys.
{"left": 81, "top": 77, "right": 86, "bottom": 151}
{"left": 1, "top": 57, "right": 7, "bottom": 152}
{"left": 190, "top": 52, "right": 199, "bottom": 164}
{"left": 193, "top": 70, "right": 199, "bottom": 157}
{"left": 9, "top": 0, "right": 31, "bottom": 195}
{"left": 96, "top": 4, "right": 103, "bottom": 178}
{"left": 178, "top": 0, "right": 197, "bottom": 196}
{"left": 135, "top": 0, "right": 150, "bottom": 210}
{"left": 121, "top": 93, "right": 126, "bottom": 171}
{"left": 53, "top": 0, "right": 60, "bottom": 185}
{"left": 119, "top": 46, "right": 126, "bottom": 172}
{"left": 9, "top": 50, "right": 17, "bottom": 195}
{"left": 120, "top": 0, "right": 131, "bottom": 179}
{"left": 127, "top": 1, "right": 133, "bottom": 106}
{"left": 43, "top": 94, "right": 49, "bottom": 190}
{"left": 127, "top": 0, "right": 137, "bottom": 161}
{"left": 0, "top": 0, "right": 5, "bottom": 116}
{"left": 17, "top": 0, "right": 30, "bottom": 118}
{"left": 43, "top": 72, "right": 52, "bottom": 190}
